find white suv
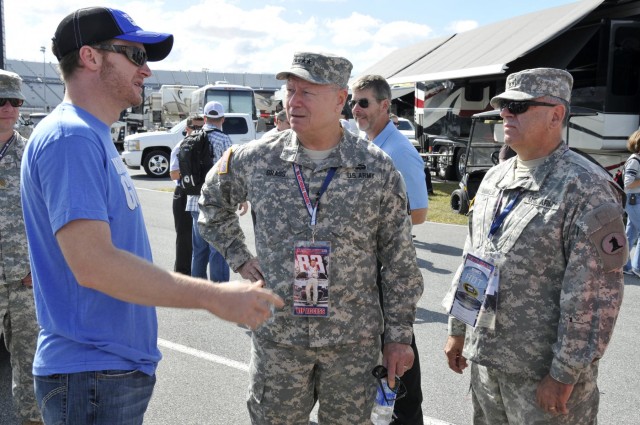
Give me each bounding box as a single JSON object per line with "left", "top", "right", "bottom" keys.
{"left": 121, "top": 113, "right": 257, "bottom": 177}
{"left": 396, "top": 117, "right": 417, "bottom": 147}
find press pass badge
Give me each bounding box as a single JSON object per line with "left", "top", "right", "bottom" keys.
{"left": 293, "top": 241, "right": 331, "bottom": 317}
{"left": 448, "top": 253, "right": 497, "bottom": 328}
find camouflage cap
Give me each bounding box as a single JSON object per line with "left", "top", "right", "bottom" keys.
{"left": 0, "top": 70, "right": 25, "bottom": 100}
{"left": 276, "top": 52, "right": 352, "bottom": 88}
{"left": 490, "top": 68, "right": 573, "bottom": 108}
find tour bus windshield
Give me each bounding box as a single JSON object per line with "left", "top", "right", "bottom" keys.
{"left": 191, "top": 83, "right": 257, "bottom": 121}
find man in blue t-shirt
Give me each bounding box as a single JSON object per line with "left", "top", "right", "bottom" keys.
{"left": 20, "top": 7, "right": 283, "bottom": 424}
{"left": 351, "top": 74, "right": 428, "bottom": 425}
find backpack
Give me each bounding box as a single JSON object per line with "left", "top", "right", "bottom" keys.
{"left": 178, "top": 128, "right": 219, "bottom": 195}
{"left": 614, "top": 155, "right": 640, "bottom": 190}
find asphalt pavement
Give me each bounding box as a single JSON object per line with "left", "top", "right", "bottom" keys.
{"left": 1, "top": 169, "right": 639, "bottom": 424}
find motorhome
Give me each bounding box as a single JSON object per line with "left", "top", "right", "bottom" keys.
{"left": 190, "top": 81, "right": 257, "bottom": 121}
{"left": 364, "top": 0, "right": 640, "bottom": 180}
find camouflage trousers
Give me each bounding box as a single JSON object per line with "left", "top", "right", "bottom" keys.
{"left": 1, "top": 281, "right": 41, "bottom": 422}
{"left": 247, "top": 336, "right": 381, "bottom": 425}
{"left": 470, "top": 362, "right": 599, "bottom": 425}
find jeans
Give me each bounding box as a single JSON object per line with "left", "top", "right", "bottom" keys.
{"left": 625, "top": 202, "right": 640, "bottom": 271}
{"left": 191, "top": 211, "right": 230, "bottom": 281}
{"left": 34, "top": 370, "right": 156, "bottom": 425}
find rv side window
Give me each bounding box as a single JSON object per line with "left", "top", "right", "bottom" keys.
{"left": 465, "top": 83, "right": 486, "bottom": 102}
{"left": 611, "top": 26, "right": 640, "bottom": 96}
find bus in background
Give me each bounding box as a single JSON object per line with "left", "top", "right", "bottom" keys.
{"left": 190, "top": 81, "right": 257, "bottom": 122}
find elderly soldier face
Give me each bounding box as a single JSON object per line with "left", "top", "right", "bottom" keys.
{"left": 0, "top": 97, "right": 22, "bottom": 133}
{"left": 499, "top": 98, "right": 564, "bottom": 153}
{"left": 284, "top": 76, "right": 345, "bottom": 140}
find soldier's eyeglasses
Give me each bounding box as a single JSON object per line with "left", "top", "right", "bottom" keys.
{"left": 0, "top": 98, "right": 24, "bottom": 107}
{"left": 371, "top": 365, "right": 407, "bottom": 403}
{"left": 498, "top": 100, "right": 557, "bottom": 115}
{"left": 349, "top": 98, "right": 370, "bottom": 109}
{"left": 92, "top": 44, "right": 148, "bottom": 67}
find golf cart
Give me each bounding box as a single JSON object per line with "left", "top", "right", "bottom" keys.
{"left": 450, "top": 107, "right": 602, "bottom": 215}
{"left": 450, "top": 110, "right": 504, "bottom": 215}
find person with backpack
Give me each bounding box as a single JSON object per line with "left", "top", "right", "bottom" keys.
{"left": 184, "top": 101, "right": 241, "bottom": 281}
{"left": 170, "top": 115, "right": 205, "bottom": 275}
{"left": 623, "top": 129, "right": 640, "bottom": 276}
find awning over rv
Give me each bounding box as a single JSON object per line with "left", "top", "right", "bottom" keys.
{"left": 359, "top": 36, "right": 452, "bottom": 79}
{"left": 363, "top": 0, "right": 605, "bottom": 84}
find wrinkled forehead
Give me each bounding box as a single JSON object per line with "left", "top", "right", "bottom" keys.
{"left": 286, "top": 75, "right": 330, "bottom": 89}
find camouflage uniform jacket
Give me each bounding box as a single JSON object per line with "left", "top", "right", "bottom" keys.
{"left": 449, "top": 143, "right": 625, "bottom": 384}
{"left": 0, "top": 131, "right": 30, "bottom": 284}
{"left": 200, "top": 129, "right": 423, "bottom": 347}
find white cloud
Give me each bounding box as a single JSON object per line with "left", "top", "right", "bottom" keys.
{"left": 446, "top": 20, "right": 479, "bottom": 33}
{"left": 3, "top": 0, "right": 432, "bottom": 76}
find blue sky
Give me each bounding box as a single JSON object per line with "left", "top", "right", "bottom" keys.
{"left": 5, "top": 0, "right": 580, "bottom": 75}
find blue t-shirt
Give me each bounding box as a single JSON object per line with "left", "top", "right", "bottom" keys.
{"left": 373, "top": 121, "right": 429, "bottom": 210}
{"left": 20, "top": 103, "right": 161, "bottom": 376}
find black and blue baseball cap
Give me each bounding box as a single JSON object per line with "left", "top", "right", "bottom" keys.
{"left": 52, "top": 7, "right": 173, "bottom": 62}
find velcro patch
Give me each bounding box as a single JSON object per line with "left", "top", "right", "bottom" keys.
{"left": 581, "top": 203, "right": 627, "bottom": 272}
{"left": 218, "top": 147, "right": 234, "bottom": 174}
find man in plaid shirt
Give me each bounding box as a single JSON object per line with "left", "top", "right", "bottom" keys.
{"left": 186, "top": 101, "right": 242, "bottom": 281}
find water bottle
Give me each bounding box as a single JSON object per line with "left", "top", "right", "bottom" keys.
{"left": 370, "top": 376, "right": 397, "bottom": 425}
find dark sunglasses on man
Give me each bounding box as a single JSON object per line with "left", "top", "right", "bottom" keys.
{"left": 0, "top": 98, "right": 24, "bottom": 107}
{"left": 349, "top": 98, "right": 370, "bottom": 109}
{"left": 497, "top": 100, "right": 557, "bottom": 115}
{"left": 188, "top": 125, "right": 203, "bottom": 131}
{"left": 92, "top": 44, "right": 148, "bottom": 67}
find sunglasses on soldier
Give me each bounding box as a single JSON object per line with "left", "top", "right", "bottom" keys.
{"left": 0, "top": 98, "right": 24, "bottom": 107}
{"left": 497, "top": 100, "right": 558, "bottom": 115}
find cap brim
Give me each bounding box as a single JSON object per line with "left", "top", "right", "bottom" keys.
{"left": 0, "top": 90, "right": 25, "bottom": 100}
{"left": 490, "top": 91, "right": 535, "bottom": 108}
{"left": 275, "top": 69, "right": 330, "bottom": 85}
{"left": 116, "top": 32, "right": 174, "bottom": 62}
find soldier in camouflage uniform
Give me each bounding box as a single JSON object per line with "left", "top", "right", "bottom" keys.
{"left": 0, "top": 70, "right": 43, "bottom": 424}
{"left": 199, "top": 52, "right": 423, "bottom": 424}
{"left": 444, "top": 68, "right": 626, "bottom": 424}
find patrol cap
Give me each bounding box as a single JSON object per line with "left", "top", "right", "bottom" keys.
{"left": 52, "top": 7, "right": 174, "bottom": 62}
{"left": 490, "top": 68, "right": 573, "bottom": 108}
{"left": 0, "top": 70, "right": 25, "bottom": 100}
{"left": 204, "top": 101, "right": 225, "bottom": 118}
{"left": 276, "top": 52, "right": 353, "bottom": 88}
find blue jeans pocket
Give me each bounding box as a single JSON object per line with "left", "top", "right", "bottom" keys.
{"left": 35, "top": 374, "right": 68, "bottom": 425}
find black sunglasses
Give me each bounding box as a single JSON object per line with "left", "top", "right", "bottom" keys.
{"left": 0, "top": 98, "right": 24, "bottom": 107}
{"left": 498, "top": 100, "right": 557, "bottom": 115}
{"left": 349, "top": 98, "right": 370, "bottom": 109}
{"left": 92, "top": 44, "right": 148, "bottom": 67}
{"left": 189, "top": 125, "right": 203, "bottom": 131}
{"left": 371, "top": 365, "right": 407, "bottom": 403}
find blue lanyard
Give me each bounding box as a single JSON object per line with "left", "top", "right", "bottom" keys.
{"left": 0, "top": 134, "right": 16, "bottom": 163}
{"left": 488, "top": 190, "right": 522, "bottom": 239}
{"left": 293, "top": 164, "right": 337, "bottom": 229}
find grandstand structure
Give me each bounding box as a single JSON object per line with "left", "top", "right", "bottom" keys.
{"left": 5, "top": 59, "right": 282, "bottom": 115}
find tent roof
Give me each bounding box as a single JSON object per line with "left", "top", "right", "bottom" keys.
{"left": 360, "top": 0, "right": 605, "bottom": 84}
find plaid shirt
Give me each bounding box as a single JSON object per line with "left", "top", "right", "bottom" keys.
{"left": 186, "top": 123, "right": 232, "bottom": 212}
